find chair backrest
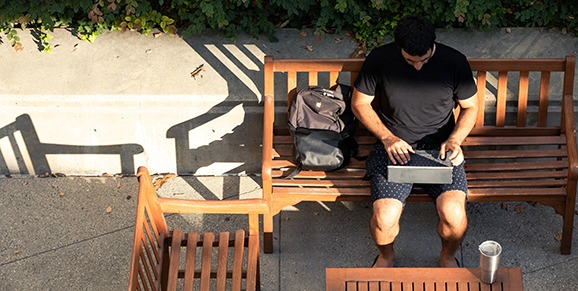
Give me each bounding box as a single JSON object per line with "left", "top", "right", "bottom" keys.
{"left": 128, "top": 166, "right": 268, "bottom": 291}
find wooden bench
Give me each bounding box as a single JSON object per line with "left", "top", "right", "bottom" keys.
{"left": 128, "top": 166, "right": 268, "bottom": 291}
{"left": 325, "top": 267, "right": 524, "bottom": 290}
{"left": 261, "top": 55, "right": 577, "bottom": 254}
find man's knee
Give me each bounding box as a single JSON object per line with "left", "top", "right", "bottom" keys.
{"left": 372, "top": 198, "right": 404, "bottom": 230}
{"left": 436, "top": 191, "right": 467, "bottom": 228}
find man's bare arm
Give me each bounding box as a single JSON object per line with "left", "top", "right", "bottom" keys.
{"left": 440, "top": 94, "right": 479, "bottom": 165}
{"left": 351, "top": 88, "right": 414, "bottom": 164}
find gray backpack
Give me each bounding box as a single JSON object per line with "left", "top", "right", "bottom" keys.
{"left": 288, "top": 85, "right": 358, "bottom": 171}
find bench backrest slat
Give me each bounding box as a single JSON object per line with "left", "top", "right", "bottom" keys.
{"left": 517, "top": 71, "right": 529, "bottom": 127}
{"left": 539, "top": 71, "right": 552, "bottom": 126}
{"left": 496, "top": 71, "right": 509, "bottom": 127}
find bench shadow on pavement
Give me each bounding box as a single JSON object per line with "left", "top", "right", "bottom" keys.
{"left": 165, "top": 38, "right": 266, "bottom": 200}
{"left": 0, "top": 113, "right": 143, "bottom": 176}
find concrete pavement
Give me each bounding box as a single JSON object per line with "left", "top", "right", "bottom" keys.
{"left": 0, "top": 173, "right": 577, "bottom": 290}
{"left": 1, "top": 27, "right": 578, "bottom": 290}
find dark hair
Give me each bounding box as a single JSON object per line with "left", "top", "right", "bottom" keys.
{"left": 394, "top": 16, "right": 436, "bottom": 56}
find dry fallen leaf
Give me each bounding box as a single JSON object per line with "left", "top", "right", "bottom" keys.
{"left": 116, "top": 180, "right": 121, "bottom": 189}
{"left": 554, "top": 233, "right": 562, "bottom": 241}
{"left": 500, "top": 203, "right": 509, "bottom": 210}
{"left": 299, "top": 31, "right": 308, "bottom": 37}
{"left": 190, "top": 64, "right": 204, "bottom": 79}
{"left": 334, "top": 37, "right": 344, "bottom": 44}
{"left": 58, "top": 191, "right": 65, "bottom": 197}
{"left": 301, "top": 45, "right": 314, "bottom": 52}
{"left": 278, "top": 19, "right": 290, "bottom": 28}
{"left": 14, "top": 249, "right": 22, "bottom": 255}
{"left": 153, "top": 173, "right": 177, "bottom": 190}
{"left": 505, "top": 28, "right": 512, "bottom": 33}
{"left": 562, "top": 27, "right": 567, "bottom": 34}
{"left": 106, "top": 206, "right": 113, "bottom": 213}
{"left": 350, "top": 45, "right": 367, "bottom": 58}
{"left": 514, "top": 204, "right": 526, "bottom": 213}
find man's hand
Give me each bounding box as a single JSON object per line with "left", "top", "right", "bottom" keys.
{"left": 440, "top": 139, "right": 463, "bottom": 166}
{"left": 382, "top": 136, "right": 415, "bottom": 165}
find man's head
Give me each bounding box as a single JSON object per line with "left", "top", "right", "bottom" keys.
{"left": 394, "top": 16, "right": 436, "bottom": 70}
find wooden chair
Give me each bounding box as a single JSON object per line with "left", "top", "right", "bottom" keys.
{"left": 128, "top": 166, "right": 268, "bottom": 291}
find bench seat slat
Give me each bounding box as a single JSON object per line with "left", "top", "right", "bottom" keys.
{"left": 232, "top": 229, "right": 245, "bottom": 291}
{"left": 245, "top": 234, "right": 260, "bottom": 291}
{"left": 272, "top": 169, "right": 367, "bottom": 179}
{"left": 274, "top": 178, "right": 567, "bottom": 189}
{"left": 200, "top": 233, "right": 215, "bottom": 291}
{"left": 183, "top": 232, "right": 199, "bottom": 290}
{"left": 273, "top": 164, "right": 568, "bottom": 178}
{"left": 464, "top": 149, "right": 566, "bottom": 159}
{"left": 467, "top": 170, "right": 567, "bottom": 180}
{"left": 216, "top": 232, "right": 230, "bottom": 290}
{"left": 273, "top": 179, "right": 567, "bottom": 188}
{"left": 273, "top": 179, "right": 369, "bottom": 187}
{"left": 272, "top": 186, "right": 566, "bottom": 196}
{"left": 465, "top": 160, "right": 567, "bottom": 171}
{"left": 468, "top": 179, "right": 568, "bottom": 188}
{"left": 167, "top": 229, "right": 183, "bottom": 291}
{"left": 463, "top": 135, "right": 565, "bottom": 146}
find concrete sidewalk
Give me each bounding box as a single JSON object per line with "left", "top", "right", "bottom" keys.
{"left": 0, "top": 174, "right": 576, "bottom": 290}
{"left": 1, "top": 27, "right": 578, "bottom": 290}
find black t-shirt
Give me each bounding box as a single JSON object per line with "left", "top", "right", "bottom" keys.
{"left": 354, "top": 42, "right": 477, "bottom": 146}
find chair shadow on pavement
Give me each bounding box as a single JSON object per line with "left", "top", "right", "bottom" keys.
{"left": 166, "top": 38, "right": 265, "bottom": 200}
{"left": 0, "top": 114, "right": 143, "bottom": 175}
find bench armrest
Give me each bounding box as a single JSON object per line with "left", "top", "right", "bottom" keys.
{"left": 261, "top": 94, "right": 275, "bottom": 182}
{"left": 562, "top": 94, "right": 578, "bottom": 180}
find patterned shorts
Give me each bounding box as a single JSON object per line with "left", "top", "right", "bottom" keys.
{"left": 365, "top": 143, "right": 468, "bottom": 203}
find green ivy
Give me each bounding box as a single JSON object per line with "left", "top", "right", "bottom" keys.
{"left": 0, "top": 0, "right": 576, "bottom": 52}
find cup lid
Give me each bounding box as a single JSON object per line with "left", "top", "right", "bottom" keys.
{"left": 479, "top": 240, "right": 502, "bottom": 256}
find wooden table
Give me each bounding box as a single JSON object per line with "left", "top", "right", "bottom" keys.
{"left": 326, "top": 267, "right": 523, "bottom": 291}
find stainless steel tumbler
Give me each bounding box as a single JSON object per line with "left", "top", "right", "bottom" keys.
{"left": 479, "top": 240, "right": 502, "bottom": 284}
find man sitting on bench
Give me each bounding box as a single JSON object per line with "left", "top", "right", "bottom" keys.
{"left": 351, "top": 15, "right": 479, "bottom": 268}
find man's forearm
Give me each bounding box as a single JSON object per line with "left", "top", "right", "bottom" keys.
{"left": 447, "top": 106, "right": 478, "bottom": 145}
{"left": 353, "top": 103, "right": 393, "bottom": 142}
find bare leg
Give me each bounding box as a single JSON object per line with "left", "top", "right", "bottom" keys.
{"left": 436, "top": 190, "right": 468, "bottom": 267}
{"left": 370, "top": 198, "right": 404, "bottom": 267}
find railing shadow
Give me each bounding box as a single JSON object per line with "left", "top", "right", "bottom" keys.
{"left": 0, "top": 114, "right": 144, "bottom": 175}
